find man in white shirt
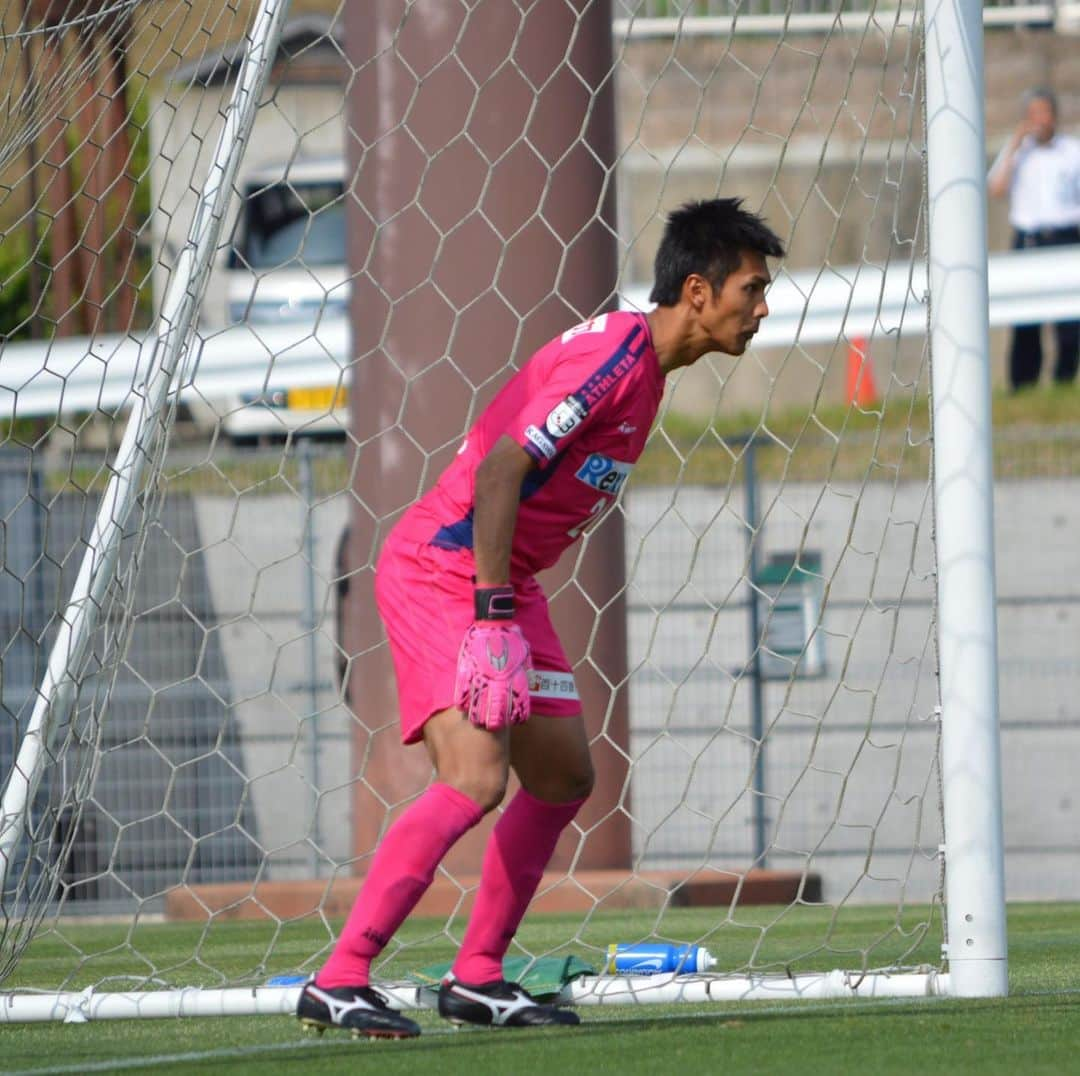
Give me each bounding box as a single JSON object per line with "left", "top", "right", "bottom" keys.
{"left": 989, "top": 88, "right": 1080, "bottom": 389}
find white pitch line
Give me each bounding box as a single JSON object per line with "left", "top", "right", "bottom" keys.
{"left": 5, "top": 1029, "right": 459, "bottom": 1076}
{"left": 13, "top": 990, "right": 1075, "bottom": 1075}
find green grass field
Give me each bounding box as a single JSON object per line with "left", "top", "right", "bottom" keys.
{"left": 3, "top": 902, "right": 1079, "bottom": 1074}
{"left": 44, "top": 380, "right": 1080, "bottom": 502}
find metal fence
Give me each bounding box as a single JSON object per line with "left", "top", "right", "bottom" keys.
{"left": 625, "top": 425, "right": 1080, "bottom": 902}
{"left": 2, "top": 425, "right": 1079, "bottom": 912}
{"left": 0, "top": 442, "right": 352, "bottom": 914}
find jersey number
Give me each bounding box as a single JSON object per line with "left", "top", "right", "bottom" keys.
{"left": 567, "top": 497, "right": 608, "bottom": 539}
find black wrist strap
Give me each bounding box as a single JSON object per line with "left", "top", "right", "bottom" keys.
{"left": 475, "top": 584, "right": 514, "bottom": 621}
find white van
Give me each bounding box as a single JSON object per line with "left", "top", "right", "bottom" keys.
{"left": 201, "top": 156, "right": 350, "bottom": 441}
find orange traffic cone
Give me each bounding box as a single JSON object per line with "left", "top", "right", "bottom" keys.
{"left": 846, "top": 336, "right": 878, "bottom": 406}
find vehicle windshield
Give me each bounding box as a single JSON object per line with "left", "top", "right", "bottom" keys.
{"left": 233, "top": 180, "right": 345, "bottom": 270}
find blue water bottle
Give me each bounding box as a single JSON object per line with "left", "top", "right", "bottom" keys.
{"left": 606, "top": 942, "right": 717, "bottom": 975}
{"left": 266, "top": 974, "right": 308, "bottom": 986}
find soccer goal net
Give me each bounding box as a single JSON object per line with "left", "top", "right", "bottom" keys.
{"left": 0, "top": 0, "right": 1004, "bottom": 1023}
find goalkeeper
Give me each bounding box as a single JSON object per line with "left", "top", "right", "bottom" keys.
{"left": 297, "top": 198, "right": 784, "bottom": 1038}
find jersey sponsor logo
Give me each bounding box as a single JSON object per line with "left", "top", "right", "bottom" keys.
{"left": 575, "top": 453, "right": 632, "bottom": 495}
{"left": 524, "top": 423, "right": 557, "bottom": 460}
{"left": 618, "top": 421, "right": 637, "bottom": 435}
{"left": 561, "top": 313, "right": 608, "bottom": 344}
{"left": 545, "top": 394, "right": 589, "bottom": 438}
{"left": 528, "top": 669, "right": 580, "bottom": 700}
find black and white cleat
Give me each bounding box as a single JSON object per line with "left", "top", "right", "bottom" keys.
{"left": 296, "top": 981, "right": 421, "bottom": 1040}
{"left": 437, "top": 978, "right": 579, "bottom": 1028}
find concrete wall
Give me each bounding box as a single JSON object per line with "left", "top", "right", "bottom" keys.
{"left": 191, "top": 487, "right": 354, "bottom": 877}
{"left": 623, "top": 477, "right": 941, "bottom": 905}
{"left": 175, "top": 463, "right": 1079, "bottom": 904}
{"left": 623, "top": 473, "right": 1080, "bottom": 904}
{"left": 7, "top": 455, "right": 1067, "bottom": 910}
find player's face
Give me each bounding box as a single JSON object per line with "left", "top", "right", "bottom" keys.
{"left": 702, "top": 250, "right": 771, "bottom": 356}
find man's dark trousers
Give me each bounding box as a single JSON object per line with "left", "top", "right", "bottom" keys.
{"left": 1009, "top": 224, "right": 1080, "bottom": 389}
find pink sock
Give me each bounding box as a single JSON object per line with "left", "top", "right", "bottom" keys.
{"left": 451, "top": 787, "right": 585, "bottom": 985}
{"left": 316, "top": 782, "right": 483, "bottom": 989}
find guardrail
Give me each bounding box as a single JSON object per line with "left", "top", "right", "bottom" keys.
{"left": 612, "top": 1, "right": 1080, "bottom": 35}
{"left": 1, "top": 243, "right": 1078, "bottom": 424}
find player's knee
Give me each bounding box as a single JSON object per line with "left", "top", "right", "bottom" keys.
{"left": 450, "top": 771, "right": 508, "bottom": 815}
{"left": 562, "top": 743, "right": 595, "bottom": 801}
{"left": 565, "top": 759, "right": 595, "bottom": 802}
{"left": 528, "top": 758, "right": 594, "bottom": 804}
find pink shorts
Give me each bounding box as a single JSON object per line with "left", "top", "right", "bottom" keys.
{"left": 375, "top": 532, "right": 582, "bottom": 744}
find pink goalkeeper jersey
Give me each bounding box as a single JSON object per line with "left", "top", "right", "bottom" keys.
{"left": 395, "top": 311, "right": 663, "bottom": 579}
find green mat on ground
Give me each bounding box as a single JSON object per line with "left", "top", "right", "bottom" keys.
{"left": 410, "top": 955, "right": 596, "bottom": 1000}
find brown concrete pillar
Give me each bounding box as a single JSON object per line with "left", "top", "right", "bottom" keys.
{"left": 103, "top": 26, "right": 138, "bottom": 332}
{"left": 75, "top": 61, "right": 108, "bottom": 336}
{"left": 344, "top": 0, "right": 629, "bottom": 877}
{"left": 40, "top": 44, "right": 80, "bottom": 335}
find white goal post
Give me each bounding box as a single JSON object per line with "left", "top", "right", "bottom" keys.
{"left": 0, "top": 0, "right": 1005, "bottom": 1023}
{"left": 0, "top": 0, "right": 293, "bottom": 898}
{"left": 923, "top": 0, "right": 1007, "bottom": 997}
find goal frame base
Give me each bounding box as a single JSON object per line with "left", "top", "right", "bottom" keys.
{"left": 0, "top": 970, "right": 951, "bottom": 1023}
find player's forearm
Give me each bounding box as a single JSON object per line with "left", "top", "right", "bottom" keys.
{"left": 473, "top": 440, "right": 530, "bottom": 587}
{"left": 473, "top": 478, "right": 518, "bottom": 586}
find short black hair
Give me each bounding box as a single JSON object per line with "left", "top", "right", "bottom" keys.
{"left": 1024, "top": 86, "right": 1058, "bottom": 115}
{"left": 648, "top": 198, "right": 785, "bottom": 306}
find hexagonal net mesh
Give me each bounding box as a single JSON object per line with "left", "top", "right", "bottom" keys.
{"left": 0, "top": 0, "right": 990, "bottom": 1021}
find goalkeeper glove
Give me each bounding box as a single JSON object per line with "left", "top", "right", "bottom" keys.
{"left": 454, "top": 584, "right": 532, "bottom": 731}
